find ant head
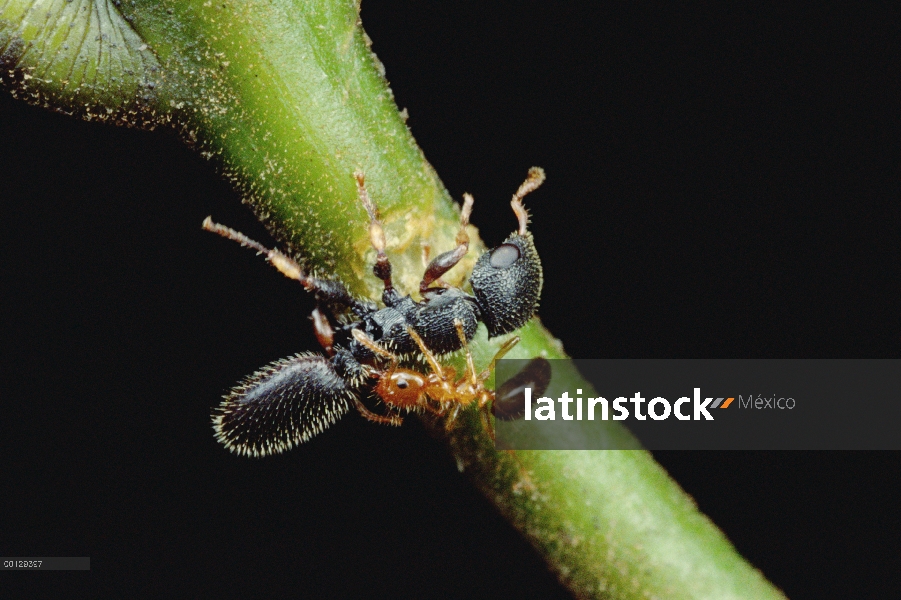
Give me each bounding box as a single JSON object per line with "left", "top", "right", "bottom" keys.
{"left": 373, "top": 368, "right": 428, "bottom": 409}
{"left": 469, "top": 168, "right": 545, "bottom": 337}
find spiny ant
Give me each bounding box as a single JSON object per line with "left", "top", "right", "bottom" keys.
{"left": 205, "top": 168, "right": 546, "bottom": 457}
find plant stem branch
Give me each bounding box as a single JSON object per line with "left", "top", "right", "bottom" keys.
{"left": 1, "top": 2, "right": 786, "bottom": 598}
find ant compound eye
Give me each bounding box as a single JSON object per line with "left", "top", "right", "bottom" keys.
{"left": 489, "top": 243, "right": 520, "bottom": 268}
{"left": 493, "top": 357, "right": 551, "bottom": 421}
{"left": 375, "top": 369, "right": 427, "bottom": 409}
{"left": 469, "top": 233, "right": 542, "bottom": 337}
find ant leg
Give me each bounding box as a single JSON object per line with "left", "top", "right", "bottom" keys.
{"left": 453, "top": 319, "right": 479, "bottom": 386}
{"left": 405, "top": 326, "right": 448, "bottom": 379}
{"left": 404, "top": 326, "right": 458, "bottom": 417}
{"left": 474, "top": 335, "right": 521, "bottom": 436}
{"left": 355, "top": 171, "right": 396, "bottom": 301}
{"left": 511, "top": 167, "right": 546, "bottom": 235}
{"left": 346, "top": 330, "right": 404, "bottom": 426}
{"left": 350, "top": 328, "right": 399, "bottom": 367}
{"left": 311, "top": 308, "right": 335, "bottom": 356}
{"left": 420, "top": 193, "right": 474, "bottom": 294}
{"left": 203, "top": 218, "right": 373, "bottom": 317}
{"left": 428, "top": 319, "right": 484, "bottom": 433}
{"left": 480, "top": 396, "right": 496, "bottom": 441}
{"left": 444, "top": 403, "right": 463, "bottom": 430}
{"left": 353, "top": 396, "right": 403, "bottom": 426}
{"left": 478, "top": 335, "right": 521, "bottom": 382}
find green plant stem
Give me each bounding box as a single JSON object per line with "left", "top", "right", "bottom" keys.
{"left": 1, "top": 2, "right": 786, "bottom": 598}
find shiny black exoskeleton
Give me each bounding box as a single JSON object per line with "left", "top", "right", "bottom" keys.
{"left": 204, "top": 168, "right": 546, "bottom": 456}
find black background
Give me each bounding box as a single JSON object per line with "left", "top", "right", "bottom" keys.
{"left": 2, "top": 2, "right": 898, "bottom": 598}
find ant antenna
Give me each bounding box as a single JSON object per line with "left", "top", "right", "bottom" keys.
{"left": 202, "top": 217, "right": 306, "bottom": 284}
{"left": 351, "top": 328, "right": 397, "bottom": 363}
{"left": 480, "top": 335, "right": 521, "bottom": 381}
{"left": 511, "top": 167, "right": 546, "bottom": 235}
{"left": 453, "top": 319, "right": 479, "bottom": 386}
{"left": 405, "top": 326, "right": 446, "bottom": 378}
{"left": 355, "top": 171, "right": 395, "bottom": 293}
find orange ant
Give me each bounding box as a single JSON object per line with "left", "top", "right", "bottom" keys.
{"left": 351, "top": 319, "right": 520, "bottom": 436}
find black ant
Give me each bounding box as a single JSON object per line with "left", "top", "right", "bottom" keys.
{"left": 205, "top": 168, "right": 546, "bottom": 457}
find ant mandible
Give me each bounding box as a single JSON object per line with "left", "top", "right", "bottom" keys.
{"left": 205, "top": 168, "right": 545, "bottom": 456}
